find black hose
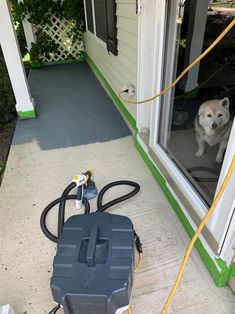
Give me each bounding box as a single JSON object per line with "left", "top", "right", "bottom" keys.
{"left": 96, "top": 180, "right": 140, "bottom": 212}
{"left": 40, "top": 180, "right": 140, "bottom": 243}
{"left": 58, "top": 182, "right": 76, "bottom": 237}
{"left": 40, "top": 193, "right": 90, "bottom": 243}
{"left": 48, "top": 304, "right": 61, "bottom": 314}
{"left": 188, "top": 166, "right": 220, "bottom": 183}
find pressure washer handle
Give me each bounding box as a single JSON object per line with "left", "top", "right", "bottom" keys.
{"left": 87, "top": 224, "right": 99, "bottom": 267}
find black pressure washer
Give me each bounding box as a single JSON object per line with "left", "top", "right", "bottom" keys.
{"left": 40, "top": 170, "right": 142, "bottom": 314}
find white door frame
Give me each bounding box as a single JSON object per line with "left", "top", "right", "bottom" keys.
{"left": 214, "top": 121, "right": 235, "bottom": 263}
{"left": 136, "top": 0, "right": 167, "bottom": 139}
{"left": 137, "top": 0, "right": 235, "bottom": 264}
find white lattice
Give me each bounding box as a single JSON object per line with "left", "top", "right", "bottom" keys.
{"left": 36, "top": 14, "right": 84, "bottom": 62}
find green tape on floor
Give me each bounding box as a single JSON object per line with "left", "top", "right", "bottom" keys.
{"left": 17, "top": 109, "right": 36, "bottom": 119}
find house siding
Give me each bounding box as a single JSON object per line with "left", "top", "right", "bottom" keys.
{"left": 84, "top": 0, "right": 138, "bottom": 120}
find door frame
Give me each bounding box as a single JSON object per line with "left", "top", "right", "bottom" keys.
{"left": 137, "top": 0, "right": 235, "bottom": 264}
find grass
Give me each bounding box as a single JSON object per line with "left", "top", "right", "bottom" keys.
{"left": 211, "top": 2, "right": 235, "bottom": 8}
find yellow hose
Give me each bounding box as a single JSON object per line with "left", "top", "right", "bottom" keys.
{"left": 161, "top": 155, "right": 235, "bottom": 314}
{"left": 119, "top": 19, "right": 235, "bottom": 105}
{"left": 134, "top": 252, "right": 143, "bottom": 273}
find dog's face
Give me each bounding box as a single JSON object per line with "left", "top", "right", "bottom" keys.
{"left": 198, "top": 98, "right": 230, "bottom": 131}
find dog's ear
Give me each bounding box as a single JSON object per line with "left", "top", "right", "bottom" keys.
{"left": 220, "top": 97, "right": 229, "bottom": 109}
{"left": 198, "top": 104, "right": 205, "bottom": 116}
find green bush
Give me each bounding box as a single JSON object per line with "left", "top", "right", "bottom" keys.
{"left": 30, "top": 30, "right": 59, "bottom": 63}
{"left": 18, "top": 0, "right": 85, "bottom": 63}
{"left": 0, "top": 160, "right": 4, "bottom": 175}
{"left": 10, "top": 0, "right": 28, "bottom": 57}
{"left": 0, "top": 47, "right": 16, "bottom": 123}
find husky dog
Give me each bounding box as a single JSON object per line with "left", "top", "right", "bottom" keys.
{"left": 195, "top": 97, "right": 232, "bottom": 163}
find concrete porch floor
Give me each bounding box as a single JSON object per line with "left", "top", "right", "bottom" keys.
{"left": 0, "top": 63, "right": 235, "bottom": 314}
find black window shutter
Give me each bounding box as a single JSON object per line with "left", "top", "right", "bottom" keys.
{"left": 94, "top": 0, "right": 107, "bottom": 42}
{"left": 106, "top": 0, "right": 118, "bottom": 56}
{"left": 85, "top": 0, "right": 94, "bottom": 33}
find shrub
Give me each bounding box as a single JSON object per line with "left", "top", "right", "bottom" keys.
{"left": 0, "top": 47, "right": 16, "bottom": 123}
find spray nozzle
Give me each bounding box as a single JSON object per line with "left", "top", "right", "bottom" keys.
{"left": 73, "top": 170, "right": 97, "bottom": 209}
{"left": 83, "top": 169, "right": 94, "bottom": 185}
{"left": 83, "top": 169, "right": 98, "bottom": 200}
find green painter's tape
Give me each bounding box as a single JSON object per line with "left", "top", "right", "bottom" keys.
{"left": 230, "top": 262, "right": 235, "bottom": 277}
{"left": 17, "top": 109, "right": 36, "bottom": 119}
{"left": 84, "top": 51, "right": 235, "bottom": 287}
{"left": 135, "top": 137, "right": 235, "bottom": 287}
{"left": 85, "top": 52, "right": 137, "bottom": 133}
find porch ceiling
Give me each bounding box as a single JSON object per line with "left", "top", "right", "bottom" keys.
{"left": 13, "top": 62, "right": 130, "bottom": 150}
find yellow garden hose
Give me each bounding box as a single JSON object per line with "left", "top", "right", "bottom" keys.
{"left": 134, "top": 252, "right": 143, "bottom": 273}
{"left": 161, "top": 155, "right": 235, "bottom": 314}
{"left": 119, "top": 19, "right": 235, "bottom": 105}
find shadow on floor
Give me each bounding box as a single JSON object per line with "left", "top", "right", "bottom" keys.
{"left": 13, "top": 62, "right": 130, "bottom": 150}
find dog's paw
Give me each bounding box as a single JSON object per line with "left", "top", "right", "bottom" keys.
{"left": 196, "top": 151, "right": 203, "bottom": 157}
{"left": 216, "top": 155, "right": 223, "bottom": 163}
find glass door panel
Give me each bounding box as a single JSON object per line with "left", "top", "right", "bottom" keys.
{"left": 158, "top": 0, "right": 235, "bottom": 205}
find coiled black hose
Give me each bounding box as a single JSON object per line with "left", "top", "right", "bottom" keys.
{"left": 57, "top": 182, "right": 76, "bottom": 237}
{"left": 40, "top": 189, "right": 90, "bottom": 243}
{"left": 40, "top": 180, "right": 140, "bottom": 243}
{"left": 97, "top": 180, "right": 140, "bottom": 212}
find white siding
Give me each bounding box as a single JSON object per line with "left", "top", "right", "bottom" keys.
{"left": 84, "top": 0, "right": 138, "bottom": 120}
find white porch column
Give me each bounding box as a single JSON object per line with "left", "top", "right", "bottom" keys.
{"left": 18, "top": 0, "right": 35, "bottom": 50}
{"left": 180, "top": 0, "right": 210, "bottom": 92}
{"left": 0, "top": 0, "right": 36, "bottom": 119}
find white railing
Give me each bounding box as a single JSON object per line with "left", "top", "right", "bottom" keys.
{"left": 36, "top": 14, "right": 84, "bottom": 62}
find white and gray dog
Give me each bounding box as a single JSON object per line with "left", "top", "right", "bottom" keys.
{"left": 195, "top": 97, "right": 232, "bottom": 163}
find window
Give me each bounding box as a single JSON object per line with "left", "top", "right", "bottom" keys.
{"left": 94, "top": 0, "right": 107, "bottom": 42}
{"left": 84, "top": 0, "right": 118, "bottom": 55}
{"left": 85, "top": 0, "right": 94, "bottom": 33}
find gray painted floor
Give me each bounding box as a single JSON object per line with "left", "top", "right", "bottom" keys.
{"left": 13, "top": 62, "right": 130, "bottom": 150}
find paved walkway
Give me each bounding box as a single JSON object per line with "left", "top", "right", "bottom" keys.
{"left": 0, "top": 64, "right": 234, "bottom": 314}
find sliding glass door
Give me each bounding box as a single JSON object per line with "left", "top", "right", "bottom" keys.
{"left": 158, "top": 0, "right": 235, "bottom": 205}
{"left": 150, "top": 0, "right": 235, "bottom": 255}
